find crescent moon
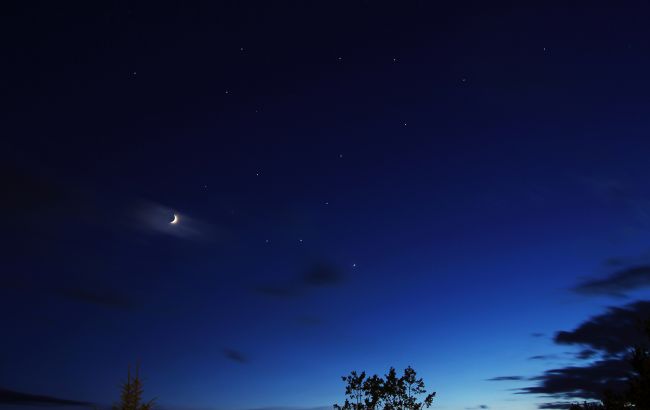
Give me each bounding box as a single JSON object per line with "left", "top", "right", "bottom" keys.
{"left": 170, "top": 213, "right": 179, "bottom": 224}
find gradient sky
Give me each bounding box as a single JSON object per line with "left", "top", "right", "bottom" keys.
{"left": 3, "top": 2, "right": 650, "bottom": 410}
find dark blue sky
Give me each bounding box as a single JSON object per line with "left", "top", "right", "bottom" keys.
{"left": 3, "top": 2, "right": 650, "bottom": 410}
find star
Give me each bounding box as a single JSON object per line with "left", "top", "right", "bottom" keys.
{"left": 352, "top": 263, "right": 357, "bottom": 268}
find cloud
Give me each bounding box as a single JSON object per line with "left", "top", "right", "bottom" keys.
{"left": 223, "top": 348, "right": 248, "bottom": 364}
{"left": 573, "top": 266, "right": 650, "bottom": 297}
{"left": 253, "top": 284, "right": 298, "bottom": 298}
{"left": 57, "top": 286, "right": 135, "bottom": 310}
{"left": 134, "top": 201, "right": 205, "bottom": 239}
{"left": 301, "top": 263, "right": 343, "bottom": 287}
{"left": 529, "top": 355, "right": 560, "bottom": 361}
{"left": 0, "top": 387, "right": 91, "bottom": 407}
{"left": 0, "top": 164, "right": 66, "bottom": 218}
{"left": 1, "top": 163, "right": 208, "bottom": 242}
{"left": 0, "top": 276, "right": 136, "bottom": 310}
{"left": 517, "top": 358, "right": 630, "bottom": 400}
{"left": 486, "top": 376, "right": 525, "bottom": 381}
{"left": 537, "top": 402, "right": 579, "bottom": 409}
{"left": 553, "top": 301, "right": 650, "bottom": 355}
{"left": 254, "top": 262, "right": 344, "bottom": 299}
{"left": 576, "top": 350, "right": 597, "bottom": 360}
{"left": 518, "top": 301, "right": 650, "bottom": 408}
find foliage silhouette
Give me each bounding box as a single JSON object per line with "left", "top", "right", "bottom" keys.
{"left": 569, "top": 320, "right": 650, "bottom": 410}
{"left": 569, "top": 402, "right": 605, "bottom": 410}
{"left": 113, "top": 365, "right": 155, "bottom": 410}
{"left": 334, "top": 366, "right": 435, "bottom": 410}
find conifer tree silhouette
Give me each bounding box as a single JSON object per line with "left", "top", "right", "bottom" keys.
{"left": 113, "top": 365, "right": 155, "bottom": 410}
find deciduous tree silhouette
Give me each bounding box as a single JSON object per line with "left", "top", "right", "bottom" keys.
{"left": 569, "top": 402, "right": 605, "bottom": 410}
{"left": 334, "top": 366, "right": 435, "bottom": 410}
{"left": 113, "top": 366, "right": 155, "bottom": 410}
{"left": 627, "top": 320, "right": 650, "bottom": 409}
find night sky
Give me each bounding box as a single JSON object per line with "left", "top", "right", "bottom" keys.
{"left": 4, "top": 2, "right": 650, "bottom": 410}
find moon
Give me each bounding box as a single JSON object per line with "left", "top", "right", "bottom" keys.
{"left": 170, "top": 213, "right": 179, "bottom": 225}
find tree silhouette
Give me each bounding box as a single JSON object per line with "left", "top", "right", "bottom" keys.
{"left": 337, "top": 371, "right": 367, "bottom": 410}
{"left": 113, "top": 365, "right": 155, "bottom": 410}
{"left": 626, "top": 320, "right": 650, "bottom": 409}
{"left": 569, "top": 402, "right": 605, "bottom": 410}
{"left": 401, "top": 366, "right": 434, "bottom": 410}
{"left": 334, "top": 366, "right": 435, "bottom": 410}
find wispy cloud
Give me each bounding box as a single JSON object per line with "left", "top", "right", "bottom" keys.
{"left": 134, "top": 201, "right": 206, "bottom": 240}
{"left": 223, "top": 348, "right": 248, "bottom": 364}
{"left": 528, "top": 355, "right": 560, "bottom": 361}
{"left": 253, "top": 262, "right": 344, "bottom": 299}
{"left": 486, "top": 376, "right": 526, "bottom": 381}
{"left": 573, "top": 265, "right": 650, "bottom": 297}
{"left": 0, "top": 387, "right": 91, "bottom": 407}
{"left": 57, "top": 286, "right": 136, "bottom": 310}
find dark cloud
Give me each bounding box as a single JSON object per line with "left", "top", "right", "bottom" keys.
{"left": 604, "top": 258, "right": 625, "bottom": 267}
{"left": 517, "top": 359, "right": 630, "bottom": 401}
{"left": 486, "top": 376, "right": 525, "bottom": 381}
{"left": 519, "top": 301, "right": 650, "bottom": 409}
{"left": 0, "top": 164, "right": 66, "bottom": 217}
{"left": 57, "top": 286, "right": 135, "bottom": 310}
{"left": 301, "top": 263, "right": 343, "bottom": 287}
{"left": 0, "top": 277, "right": 135, "bottom": 310}
{"left": 253, "top": 284, "right": 298, "bottom": 298}
{"left": 554, "top": 301, "right": 650, "bottom": 355}
{"left": 528, "top": 352, "right": 594, "bottom": 362}
{"left": 573, "top": 265, "right": 650, "bottom": 297}
{"left": 2, "top": 164, "right": 206, "bottom": 242}
{"left": 0, "top": 387, "right": 91, "bottom": 407}
{"left": 537, "top": 402, "right": 577, "bottom": 409}
{"left": 531, "top": 333, "right": 545, "bottom": 338}
{"left": 464, "top": 405, "right": 489, "bottom": 410}
{"left": 223, "top": 348, "right": 248, "bottom": 364}
{"left": 254, "top": 262, "right": 344, "bottom": 299}
{"left": 576, "top": 349, "right": 597, "bottom": 360}
{"left": 529, "top": 355, "right": 560, "bottom": 361}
